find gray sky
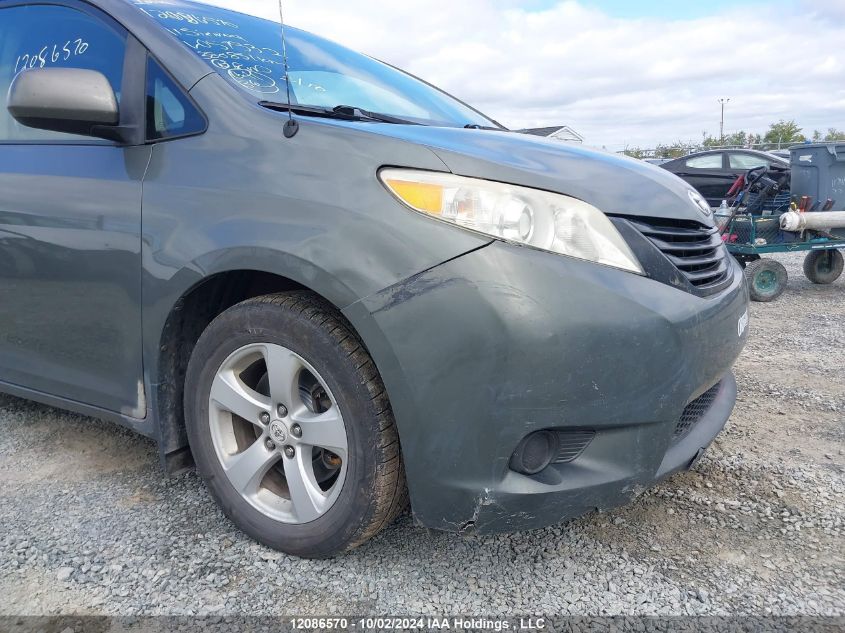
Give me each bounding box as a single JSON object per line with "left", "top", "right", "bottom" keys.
{"left": 185, "top": 0, "right": 844, "bottom": 150}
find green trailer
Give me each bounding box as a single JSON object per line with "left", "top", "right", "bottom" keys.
{"left": 716, "top": 161, "right": 845, "bottom": 302}
{"left": 723, "top": 213, "right": 845, "bottom": 302}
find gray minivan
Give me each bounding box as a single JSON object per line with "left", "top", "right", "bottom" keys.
{"left": 0, "top": 0, "right": 749, "bottom": 557}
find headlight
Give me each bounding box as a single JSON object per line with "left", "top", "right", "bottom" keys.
{"left": 379, "top": 169, "right": 643, "bottom": 274}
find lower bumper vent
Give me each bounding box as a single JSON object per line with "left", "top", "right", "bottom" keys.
{"left": 674, "top": 382, "right": 722, "bottom": 440}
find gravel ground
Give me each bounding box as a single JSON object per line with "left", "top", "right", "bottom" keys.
{"left": 0, "top": 252, "right": 842, "bottom": 617}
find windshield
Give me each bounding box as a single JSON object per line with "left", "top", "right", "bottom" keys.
{"left": 135, "top": 1, "right": 498, "bottom": 128}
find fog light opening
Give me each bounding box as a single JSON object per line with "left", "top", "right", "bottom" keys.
{"left": 510, "top": 430, "right": 560, "bottom": 476}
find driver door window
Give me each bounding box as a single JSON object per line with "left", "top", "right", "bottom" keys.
{"left": 729, "top": 154, "right": 770, "bottom": 170}
{"left": 0, "top": 4, "right": 126, "bottom": 142}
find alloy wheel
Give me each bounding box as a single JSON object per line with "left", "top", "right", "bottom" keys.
{"left": 208, "top": 343, "right": 348, "bottom": 524}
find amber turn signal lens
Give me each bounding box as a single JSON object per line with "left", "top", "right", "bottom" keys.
{"left": 383, "top": 179, "right": 444, "bottom": 215}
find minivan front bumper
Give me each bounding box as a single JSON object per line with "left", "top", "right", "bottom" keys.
{"left": 343, "top": 240, "right": 749, "bottom": 533}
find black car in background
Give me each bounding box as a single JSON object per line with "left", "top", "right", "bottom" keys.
{"left": 661, "top": 149, "right": 790, "bottom": 206}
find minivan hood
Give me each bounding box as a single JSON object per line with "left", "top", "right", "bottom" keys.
{"left": 356, "top": 124, "right": 714, "bottom": 224}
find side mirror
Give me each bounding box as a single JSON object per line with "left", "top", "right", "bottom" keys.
{"left": 7, "top": 68, "right": 122, "bottom": 141}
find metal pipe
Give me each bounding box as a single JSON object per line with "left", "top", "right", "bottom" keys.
{"left": 780, "top": 211, "right": 845, "bottom": 232}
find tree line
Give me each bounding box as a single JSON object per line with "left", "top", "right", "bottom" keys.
{"left": 624, "top": 120, "right": 845, "bottom": 159}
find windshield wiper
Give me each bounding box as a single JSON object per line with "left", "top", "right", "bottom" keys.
{"left": 259, "top": 102, "right": 419, "bottom": 125}
{"left": 465, "top": 123, "right": 508, "bottom": 131}
{"left": 333, "top": 105, "right": 420, "bottom": 125}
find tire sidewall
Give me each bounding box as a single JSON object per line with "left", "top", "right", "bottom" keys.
{"left": 804, "top": 250, "right": 844, "bottom": 285}
{"left": 745, "top": 259, "right": 787, "bottom": 302}
{"left": 185, "top": 300, "right": 383, "bottom": 557}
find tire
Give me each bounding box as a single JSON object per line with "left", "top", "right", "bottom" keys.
{"left": 803, "top": 250, "right": 844, "bottom": 285}
{"left": 745, "top": 259, "right": 788, "bottom": 302}
{"left": 184, "top": 291, "right": 407, "bottom": 558}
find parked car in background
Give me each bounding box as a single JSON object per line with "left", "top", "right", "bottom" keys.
{"left": 767, "top": 149, "right": 792, "bottom": 162}
{"left": 661, "top": 149, "right": 790, "bottom": 206}
{"left": 0, "top": 0, "right": 749, "bottom": 558}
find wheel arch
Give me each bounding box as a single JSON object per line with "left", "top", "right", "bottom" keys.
{"left": 146, "top": 251, "right": 366, "bottom": 473}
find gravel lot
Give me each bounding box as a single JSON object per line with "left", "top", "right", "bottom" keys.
{"left": 0, "top": 252, "right": 842, "bottom": 617}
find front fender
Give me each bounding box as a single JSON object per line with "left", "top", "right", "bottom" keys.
{"left": 139, "top": 74, "right": 491, "bottom": 461}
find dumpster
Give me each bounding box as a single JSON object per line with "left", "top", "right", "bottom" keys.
{"left": 790, "top": 143, "right": 845, "bottom": 211}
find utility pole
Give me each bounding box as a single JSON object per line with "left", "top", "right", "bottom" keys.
{"left": 718, "top": 98, "right": 731, "bottom": 143}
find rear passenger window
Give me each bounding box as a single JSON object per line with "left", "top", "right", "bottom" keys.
{"left": 146, "top": 58, "right": 206, "bottom": 141}
{"left": 685, "top": 154, "right": 723, "bottom": 169}
{"left": 0, "top": 4, "right": 126, "bottom": 142}
{"left": 729, "top": 153, "right": 770, "bottom": 170}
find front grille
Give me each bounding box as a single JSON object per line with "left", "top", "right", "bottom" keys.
{"left": 553, "top": 430, "right": 596, "bottom": 463}
{"left": 628, "top": 218, "right": 731, "bottom": 293}
{"left": 674, "top": 382, "right": 722, "bottom": 440}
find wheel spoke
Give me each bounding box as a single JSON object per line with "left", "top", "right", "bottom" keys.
{"left": 211, "top": 371, "right": 270, "bottom": 424}
{"left": 209, "top": 342, "right": 349, "bottom": 525}
{"left": 284, "top": 451, "right": 326, "bottom": 522}
{"left": 292, "top": 408, "right": 348, "bottom": 458}
{"left": 224, "top": 439, "right": 278, "bottom": 496}
{"left": 263, "top": 345, "right": 303, "bottom": 411}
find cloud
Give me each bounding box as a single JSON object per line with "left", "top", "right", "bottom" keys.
{"left": 190, "top": 0, "right": 845, "bottom": 150}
